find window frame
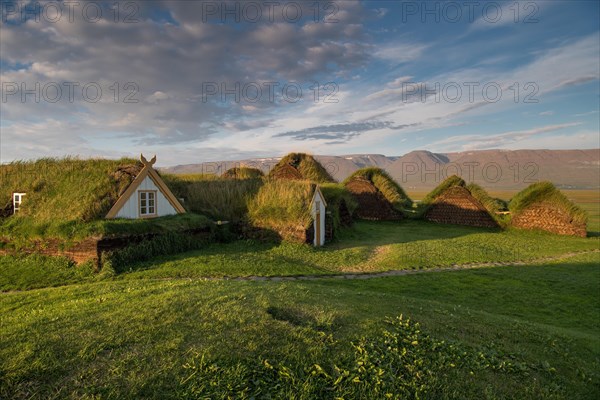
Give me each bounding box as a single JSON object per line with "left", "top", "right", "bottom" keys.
{"left": 138, "top": 190, "right": 158, "bottom": 218}
{"left": 13, "top": 192, "right": 26, "bottom": 214}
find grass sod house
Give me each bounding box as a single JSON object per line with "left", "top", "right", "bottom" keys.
{"left": 268, "top": 153, "right": 335, "bottom": 183}
{"left": 320, "top": 183, "right": 357, "bottom": 231}
{"left": 106, "top": 155, "right": 186, "bottom": 219}
{"left": 420, "top": 175, "right": 501, "bottom": 228}
{"left": 509, "top": 182, "right": 588, "bottom": 237}
{"left": 162, "top": 174, "right": 263, "bottom": 224}
{"left": 163, "top": 174, "right": 351, "bottom": 245}
{"left": 343, "top": 167, "right": 411, "bottom": 220}
{"left": 246, "top": 179, "right": 331, "bottom": 244}
{"left": 0, "top": 155, "right": 212, "bottom": 266}
{"left": 222, "top": 167, "right": 265, "bottom": 179}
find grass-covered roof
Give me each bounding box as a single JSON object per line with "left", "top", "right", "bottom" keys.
{"left": 420, "top": 175, "right": 466, "bottom": 206}
{"left": 247, "top": 180, "right": 316, "bottom": 231}
{"left": 419, "top": 175, "right": 506, "bottom": 224}
{"left": 466, "top": 183, "right": 507, "bottom": 215}
{"left": 164, "top": 174, "right": 355, "bottom": 242}
{"left": 0, "top": 158, "right": 212, "bottom": 241}
{"left": 268, "top": 153, "right": 335, "bottom": 183}
{"left": 343, "top": 167, "right": 412, "bottom": 209}
{"left": 163, "top": 174, "right": 263, "bottom": 223}
{"left": 222, "top": 167, "right": 265, "bottom": 179}
{"left": 0, "top": 157, "right": 141, "bottom": 223}
{"left": 509, "top": 181, "right": 587, "bottom": 224}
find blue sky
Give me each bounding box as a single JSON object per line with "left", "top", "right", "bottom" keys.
{"left": 0, "top": 0, "right": 598, "bottom": 166}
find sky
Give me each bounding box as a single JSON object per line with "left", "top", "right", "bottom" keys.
{"left": 0, "top": 0, "right": 599, "bottom": 166}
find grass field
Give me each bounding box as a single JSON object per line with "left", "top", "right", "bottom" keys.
{"left": 2, "top": 220, "right": 598, "bottom": 291}
{"left": 1, "top": 191, "right": 598, "bottom": 399}
{"left": 1, "top": 254, "right": 598, "bottom": 398}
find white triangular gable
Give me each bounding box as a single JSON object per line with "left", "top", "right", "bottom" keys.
{"left": 112, "top": 174, "right": 178, "bottom": 219}
{"left": 106, "top": 154, "right": 186, "bottom": 219}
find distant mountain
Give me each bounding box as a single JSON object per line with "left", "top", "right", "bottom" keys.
{"left": 161, "top": 149, "right": 600, "bottom": 190}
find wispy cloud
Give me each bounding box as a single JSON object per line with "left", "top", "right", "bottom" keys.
{"left": 0, "top": 1, "right": 597, "bottom": 165}
{"left": 373, "top": 43, "right": 428, "bottom": 63}
{"left": 274, "top": 121, "right": 418, "bottom": 142}
{"left": 429, "top": 123, "right": 583, "bottom": 151}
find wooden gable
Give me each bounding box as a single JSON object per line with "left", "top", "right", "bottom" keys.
{"left": 105, "top": 154, "right": 186, "bottom": 219}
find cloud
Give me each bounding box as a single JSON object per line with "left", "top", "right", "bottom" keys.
{"left": 539, "top": 111, "right": 554, "bottom": 116}
{"left": 428, "top": 123, "right": 583, "bottom": 151}
{"left": 0, "top": 0, "right": 372, "bottom": 152}
{"left": 574, "top": 110, "right": 599, "bottom": 117}
{"left": 373, "top": 43, "right": 427, "bottom": 63}
{"left": 0, "top": 2, "right": 598, "bottom": 164}
{"left": 274, "top": 121, "right": 418, "bottom": 142}
{"left": 146, "top": 91, "right": 172, "bottom": 104}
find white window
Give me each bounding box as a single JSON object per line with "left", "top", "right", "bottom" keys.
{"left": 13, "top": 193, "right": 26, "bottom": 214}
{"left": 139, "top": 191, "right": 156, "bottom": 216}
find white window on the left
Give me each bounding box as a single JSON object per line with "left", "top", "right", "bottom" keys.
{"left": 13, "top": 193, "right": 26, "bottom": 214}
{"left": 139, "top": 191, "right": 156, "bottom": 217}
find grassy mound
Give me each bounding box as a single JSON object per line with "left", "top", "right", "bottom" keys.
{"left": 509, "top": 182, "right": 587, "bottom": 225}
{"left": 418, "top": 176, "right": 506, "bottom": 225}
{"left": 165, "top": 175, "right": 354, "bottom": 241}
{"left": 268, "top": 153, "right": 334, "bottom": 183}
{"left": 0, "top": 157, "right": 141, "bottom": 223}
{"left": 163, "top": 175, "right": 263, "bottom": 223}
{"left": 0, "top": 159, "right": 215, "bottom": 242}
{"left": 320, "top": 183, "right": 357, "bottom": 235}
{"left": 247, "top": 180, "right": 314, "bottom": 232}
{"left": 344, "top": 167, "right": 412, "bottom": 209}
{"left": 222, "top": 167, "right": 264, "bottom": 179}
{"left": 420, "top": 175, "right": 465, "bottom": 206}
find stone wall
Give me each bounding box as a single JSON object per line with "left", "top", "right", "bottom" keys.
{"left": 424, "top": 186, "right": 498, "bottom": 228}
{"left": 511, "top": 202, "right": 587, "bottom": 237}
{"left": 345, "top": 178, "right": 402, "bottom": 221}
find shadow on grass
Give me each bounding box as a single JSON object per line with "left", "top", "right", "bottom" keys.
{"left": 112, "top": 227, "right": 285, "bottom": 274}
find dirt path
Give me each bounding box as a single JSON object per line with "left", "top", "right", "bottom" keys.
{"left": 210, "top": 249, "right": 600, "bottom": 283}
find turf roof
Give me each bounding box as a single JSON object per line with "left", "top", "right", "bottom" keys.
{"left": 420, "top": 175, "right": 466, "bottom": 206}
{"left": 268, "top": 153, "right": 335, "bottom": 183}
{"left": 343, "top": 167, "right": 412, "bottom": 209}
{"left": 222, "top": 167, "right": 265, "bottom": 179}
{"left": 0, "top": 157, "right": 142, "bottom": 224}
{"left": 0, "top": 158, "right": 213, "bottom": 241}
{"left": 509, "top": 181, "right": 587, "bottom": 224}
{"left": 419, "top": 175, "right": 507, "bottom": 223}
{"left": 465, "top": 183, "right": 507, "bottom": 215}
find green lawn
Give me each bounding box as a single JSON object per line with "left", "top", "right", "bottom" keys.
{"left": 1, "top": 212, "right": 599, "bottom": 398}
{"left": 114, "top": 220, "right": 598, "bottom": 281}
{"left": 2, "top": 220, "right": 598, "bottom": 291}
{"left": 1, "top": 253, "right": 599, "bottom": 399}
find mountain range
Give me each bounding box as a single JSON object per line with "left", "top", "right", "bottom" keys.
{"left": 162, "top": 149, "right": 600, "bottom": 190}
